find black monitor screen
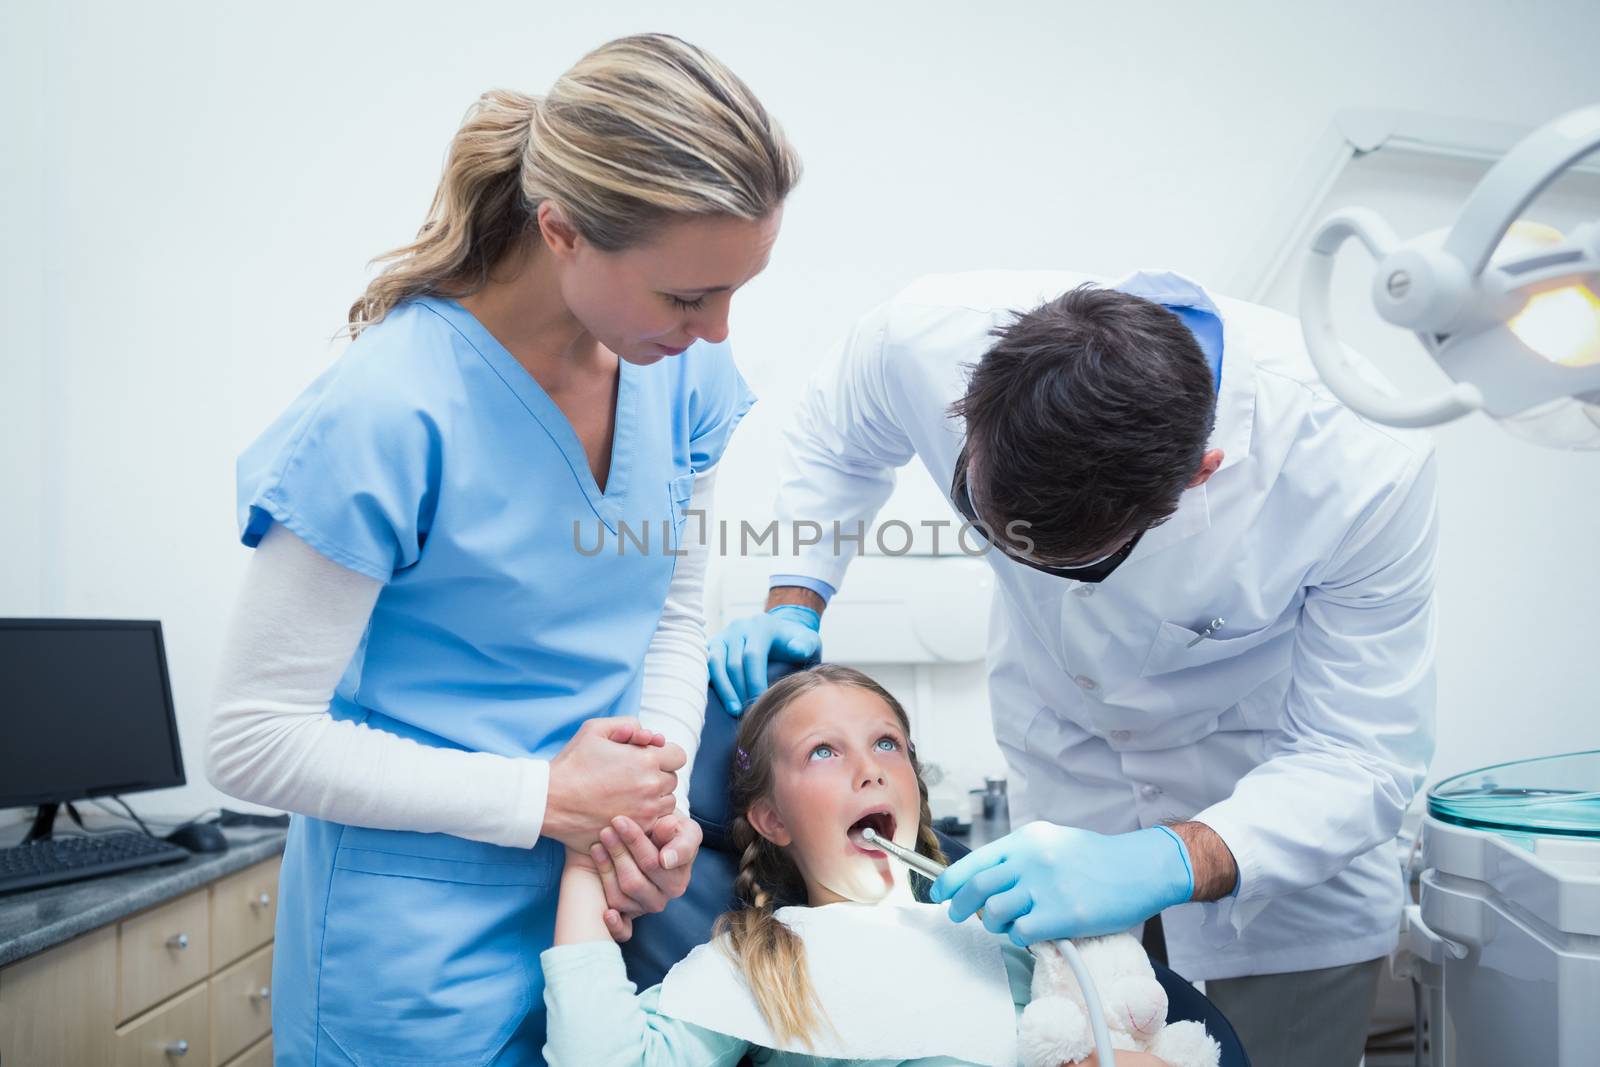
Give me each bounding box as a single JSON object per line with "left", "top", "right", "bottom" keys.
{"left": 0, "top": 620, "right": 185, "bottom": 808}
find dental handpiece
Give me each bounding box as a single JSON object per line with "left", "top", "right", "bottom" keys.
{"left": 859, "top": 826, "right": 947, "bottom": 880}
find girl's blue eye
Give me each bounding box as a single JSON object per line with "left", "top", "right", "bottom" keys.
{"left": 876, "top": 737, "right": 901, "bottom": 753}
{"left": 667, "top": 295, "right": 706, "bottom": 311}
{"left": 809, "top": 744, "right": 835, "bottom": 761}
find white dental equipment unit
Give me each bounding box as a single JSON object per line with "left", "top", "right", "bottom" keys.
{"left": 1299, "top": 103, "right": 1600, "bottom": 1066}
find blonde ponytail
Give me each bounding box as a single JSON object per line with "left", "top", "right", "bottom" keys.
{"left": 346, "top": 34, "right": 800, "bottom": 336}
{"left": 347, "top": 90, "right": 534, "bottom": 332}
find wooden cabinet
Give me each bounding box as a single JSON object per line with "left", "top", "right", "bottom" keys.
{"left": 116, "top": 982, "right": 209, "bottom": 1067}
{"left": 209, "top": 860, "right": 278, "bottom": 974}
{"left": 0, "top": 925, "right": 117, "bottom": 1066}
{"left": 118, "top": 891, "right": 212, "bottom": 1022}
{"left": 0, "top": 855, "right": 281, "bottom": 1067}
{"left": 223, "top": 1036, "right": 270, "bottom": 1067}
{"left": 209, "top": 947, "right": 273, "bottom": 1065}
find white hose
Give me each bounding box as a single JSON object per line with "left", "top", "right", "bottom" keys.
{"left": 1035, "top": 939, "right": 1117, "bottom": 1067}
{"left": 863, "top": 828, "right": 1120, "bottom": 1065}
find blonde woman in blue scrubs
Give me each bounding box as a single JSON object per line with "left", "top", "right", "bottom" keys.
{"left": 204, "top": 35, "right": 799, "bottom": 1065}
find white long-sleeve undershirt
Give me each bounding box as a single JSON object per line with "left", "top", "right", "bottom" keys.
{"left": 205, "top": 469, "right": 716, "bottom": 850}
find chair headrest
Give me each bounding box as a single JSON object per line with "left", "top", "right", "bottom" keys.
{"left": 688, "top": 659, "right": 809, "bottom": 853}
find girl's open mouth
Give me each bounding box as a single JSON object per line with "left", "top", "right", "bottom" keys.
{"left": 845, "top": 810, "right": 897, "bottom": 855}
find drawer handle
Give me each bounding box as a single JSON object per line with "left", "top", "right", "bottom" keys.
{"left": 164, "top": 1039, "right": 189, "bottom": 1057}
{"left": 254, "top": 891, "right": 272, "bottom": 909}
{"left": 252, "top": 985, "right": 271, "bottom": 1002}
{"left": 166, "top": 933, "right": 190, "bottom": 951}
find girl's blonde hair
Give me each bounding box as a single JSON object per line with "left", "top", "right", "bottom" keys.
{"left": 712, "top": 665, "right": 946, "bottom": 1047}
{"left": 346, "top": 33, "right": 800, "bottom": 336}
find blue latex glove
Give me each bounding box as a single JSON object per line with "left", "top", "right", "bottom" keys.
{"left": 930, "top": 821, "right": 1195, "bottom": 948}
{"left": 707, "top": 605, "right": 822, "bottom": 715}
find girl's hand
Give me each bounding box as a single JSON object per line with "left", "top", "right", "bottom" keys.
{"left": 557, "top": 848, "right": 633, "bottom": 945}
{"left": 563, "top": 849, "right": 637, "bottom": 942}
{"left": 564, "top": 845, "right": 600, "bottom": 873}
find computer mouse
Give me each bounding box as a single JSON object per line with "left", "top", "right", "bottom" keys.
{"left": 165, "top": 822, "right": 229, "bottom": 853}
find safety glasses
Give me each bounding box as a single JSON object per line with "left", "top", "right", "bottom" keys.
{"left": 949, "top": 443, "right": 1144, "bottom": 584}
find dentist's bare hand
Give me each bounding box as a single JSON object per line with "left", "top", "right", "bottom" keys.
{"left": 592, "top": 812, "right": 703, "bottom": 931}
{"left": 543, "top": 718, "right": 684, "bottom": 850}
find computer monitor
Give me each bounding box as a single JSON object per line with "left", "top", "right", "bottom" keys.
{"left": 0, "top": 619, "right": 185, "bottom": 837}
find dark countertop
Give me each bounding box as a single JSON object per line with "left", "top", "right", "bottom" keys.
{"left": 0, "top": 826, "right": 287, "bottom": 968}
{"left": 942, "top": 809, "right": 1012, "bottom": 852}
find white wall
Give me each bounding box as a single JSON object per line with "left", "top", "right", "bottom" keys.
{"left": 3, "top": 0, "right": 1597, "bottom": 819}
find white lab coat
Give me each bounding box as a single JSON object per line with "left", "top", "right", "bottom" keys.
{"left": 772, "top": 270, "right": 1437, "bottom": 981}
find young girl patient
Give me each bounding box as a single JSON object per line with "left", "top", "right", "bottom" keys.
{"left": 542, "top": 665, "right": 1171, "bottom": 1066}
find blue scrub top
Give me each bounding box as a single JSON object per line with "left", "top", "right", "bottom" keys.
{"left": 238, "top": 296, "right": 754, "bottom": 759}
{"left": 238, "top": 297, "right": 754, "bottom": 1066}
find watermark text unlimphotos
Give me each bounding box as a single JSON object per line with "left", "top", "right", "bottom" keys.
{"left": 572, "top": 513, "right": 1035, "bottom": 558}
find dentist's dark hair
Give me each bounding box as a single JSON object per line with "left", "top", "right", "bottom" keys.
{"left": 949, "top": 284, "right": 1217, "bottom": 565}
{"left": 715, "top": 664, "right": 945, "bottom": 1047}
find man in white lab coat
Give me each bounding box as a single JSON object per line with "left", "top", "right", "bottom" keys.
{"left": 709, "top": 270, "right": 1437, "bottom": 1066}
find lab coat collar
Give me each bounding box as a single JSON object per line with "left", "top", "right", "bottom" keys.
{"left": 1112, "top": 269, "right": 1223, "bottom": 319}
{"left": 1109, "top": 270, "right": 1257, "bottom": 559}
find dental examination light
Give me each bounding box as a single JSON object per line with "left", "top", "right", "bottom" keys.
{"left": 1301, "top": 103, "right": 1600, "bottom": 446}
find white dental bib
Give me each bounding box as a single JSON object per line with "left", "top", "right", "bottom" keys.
{"left": 659, "top": 900, "right": 1018, "bottom": 1065}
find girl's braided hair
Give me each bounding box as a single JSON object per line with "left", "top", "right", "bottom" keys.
{"left": 711, "top": 665, "right": 945, "bottom": 1045}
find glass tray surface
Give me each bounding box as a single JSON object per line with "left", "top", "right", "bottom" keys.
{"left": 1428, "top": 750, "right": 1600, "bottom": 838}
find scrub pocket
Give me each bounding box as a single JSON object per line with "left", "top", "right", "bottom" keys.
{"left": 667, "top": 472, "right": 697, "bottom": 547}
{"left": 316, "top": 827, "right": 559, "bottom": 1067}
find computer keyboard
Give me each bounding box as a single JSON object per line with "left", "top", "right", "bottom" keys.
{"left": 0, "top": 831, "right": 190, "bottom": 894}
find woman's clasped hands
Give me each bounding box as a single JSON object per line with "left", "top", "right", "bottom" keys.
{"left": 545, "top": 717, "right": 704, "bottom": 941}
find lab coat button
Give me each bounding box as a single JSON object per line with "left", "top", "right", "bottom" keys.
{"left": 1140, "top": 784, "right": 1161, "bottom": 799}
{"left": 1074, "top": 585, "right": 1095, "bottom": 598}
{"left": 1075, "top": 675, "right": 1098, "bottom": 691}
{"left": 1111, "top": 729, "right": 1132, "bottom": 742}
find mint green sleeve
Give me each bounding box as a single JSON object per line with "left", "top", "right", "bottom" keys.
{"left": 541, "top": 942, "right": 753, "bottom": 1067}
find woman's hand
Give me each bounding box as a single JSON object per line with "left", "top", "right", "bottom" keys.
{"left": 543, "top": 717, "right": 684, "bottom": 850}
{"left": 589, "top": 812, "right": 704, "bottom": 935}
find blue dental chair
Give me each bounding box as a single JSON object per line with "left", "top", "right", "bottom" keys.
{"left": 620, "top": 662, "right": 1250, "bottom": 1066}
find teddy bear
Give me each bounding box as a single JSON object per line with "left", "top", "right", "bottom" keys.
{"left": 1019, "top": 933, "right": 1221, "bottom": 1067}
